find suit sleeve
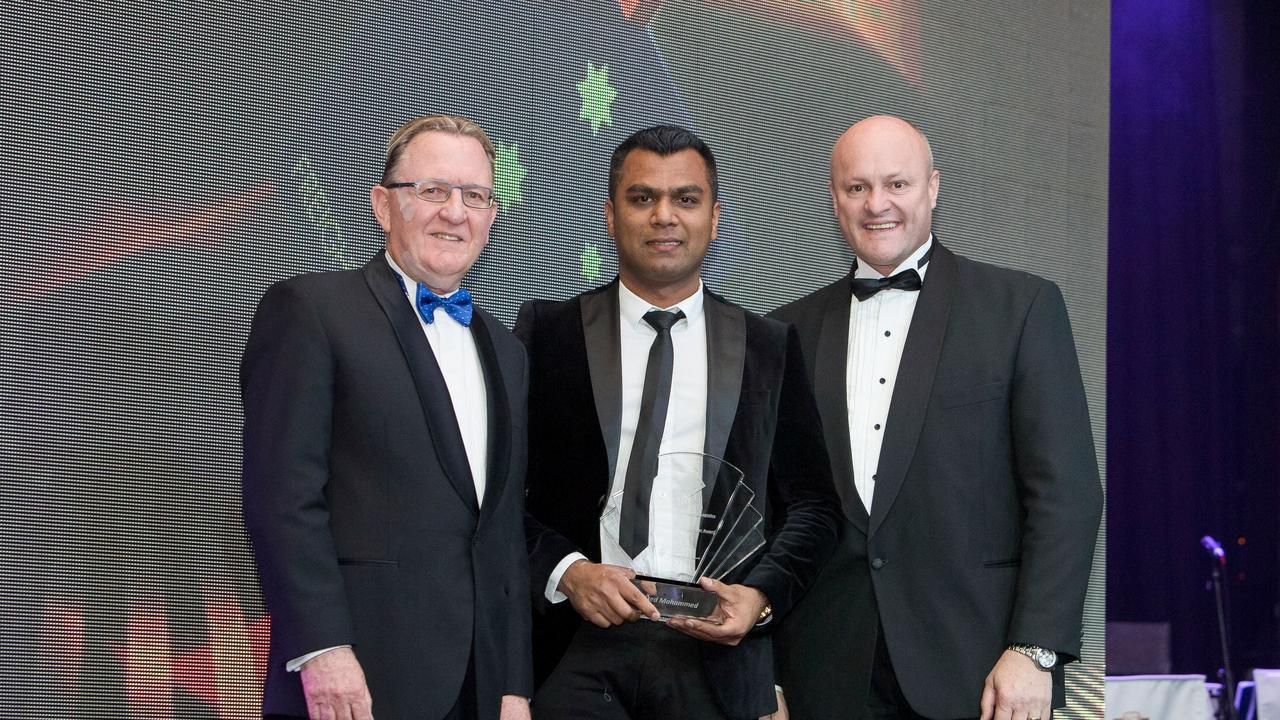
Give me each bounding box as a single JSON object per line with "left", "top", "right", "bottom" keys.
{"left": 240, "top": 280, "right": 354, "bottom": 662}
{"left": 1005, "top": 281, "right": 1103, "bottom": 662}
{"left": 514, "top": 300, "right": 585, "bottom": 611}
{"left": 504, "top": 346, "right": 535, "bottom": 696}
{"left": 744, "top": 324, "right": 842, "bottom": 622}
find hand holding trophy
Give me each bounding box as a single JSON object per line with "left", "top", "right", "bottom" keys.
{"left": 601, "top": 451, "right": 767, "bottom": 622}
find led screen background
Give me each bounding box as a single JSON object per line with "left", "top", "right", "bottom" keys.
{"left": 1, "top": 1, "right": 1107, "bottom": 716}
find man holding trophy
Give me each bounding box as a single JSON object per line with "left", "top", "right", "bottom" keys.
{"left": 516, "top": 125, "right": 841, "bottom": 719}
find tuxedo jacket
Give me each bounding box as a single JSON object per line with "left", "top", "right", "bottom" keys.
{"left": 770, "top": 241, "right": 1103, "bottom": 719}
{"left": 515, "top": 280, "right": 841, "bottom": 719}
{"left": 240, "top": 251, "right": 533, "bottom": 720}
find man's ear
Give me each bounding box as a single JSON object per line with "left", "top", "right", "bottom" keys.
{"left": 370, "top": 184, "right": 392, "bottom": 232}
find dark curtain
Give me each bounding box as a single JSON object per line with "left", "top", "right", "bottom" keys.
{"left": 1109, "top": 0, "right": 1280, "bottom": 675}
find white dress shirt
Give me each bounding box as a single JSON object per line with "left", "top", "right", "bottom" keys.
{"left": 288, "top": 254, "right": 489, "bottom": 671}
{"left": 387, "top": 254, "right": 489, "bottom": 504}
{"left": 846, "top": 237, "right": 932, "bottom": 513}
{"left": 544, "top": 280, "right": 709, "bottom": 602}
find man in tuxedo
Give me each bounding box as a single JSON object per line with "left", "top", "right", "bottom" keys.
{"left": 770, "top": 115, "right": 1103, "bottom": 720}
{"left": 516, "top": 125, "right": 840, "bottom": 719}
{"left": 241, "top": 115, "right": 532, "bottom": 720}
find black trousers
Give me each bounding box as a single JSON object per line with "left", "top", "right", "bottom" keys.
{"left": 864, "top": 622, "right": 929, "bottom": 720}
{"left": 865, "top": 625, "right": 977, "bottom": 720}
{"left": 533, "top": 621, "right": 729, "bottom": 720}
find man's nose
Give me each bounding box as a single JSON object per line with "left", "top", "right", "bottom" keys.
{"left": 865, "top": 187, "right": 891, "bottom": 214}
{"left": 440, "top": 191, "right": 468, "bottom": 222}
{"left": 652, "top": 198, "right": 677, "bottom": 224}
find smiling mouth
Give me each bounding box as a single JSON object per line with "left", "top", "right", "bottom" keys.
{"left": 865, "top": 222, "right": 899, "bottom": 231}
{"left": 647, "top": 239, "right": 683, "bottom": 248}
{"left": 432, "top": 232, "right": 464, "bottom": 242}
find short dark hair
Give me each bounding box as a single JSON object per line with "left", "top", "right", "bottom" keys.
{"left": 608, "top": 125, "right": 719, "bottom": 201}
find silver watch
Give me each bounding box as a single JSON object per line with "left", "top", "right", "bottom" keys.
{"left": 1008, "top": 643, "right": 1057, "bottom": 670}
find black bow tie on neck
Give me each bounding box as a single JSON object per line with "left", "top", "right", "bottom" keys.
{"left": 851, "top": 268, "right": 923, "bottom": 301}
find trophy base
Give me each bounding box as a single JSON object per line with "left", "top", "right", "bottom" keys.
{"left": 633, "top": 575, "right": 720, "bottom": 620}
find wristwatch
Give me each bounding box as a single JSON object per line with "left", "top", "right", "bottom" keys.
{"left": 756, "top": 601, "right": 773, "bottom": 625}
{"left": 1008, "top": 643, "right": 1057, "bottom": 670}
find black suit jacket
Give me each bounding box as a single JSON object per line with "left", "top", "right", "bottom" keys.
{"left": 770, "top": 241, "right": 1103, "bottom": 719}
{"left": 240, "top": 252, "right": 533, "bottom": 720}
{"left": 515, "top": 281, "right": 840, "bottom": 720}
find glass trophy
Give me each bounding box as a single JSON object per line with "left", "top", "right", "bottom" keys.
{"left": 601, "top": 451, "right": 766, "bottom": 621}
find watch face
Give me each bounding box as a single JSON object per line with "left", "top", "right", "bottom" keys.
{"left": 1037, "top": 650, "right": 1057, "bottom": 669}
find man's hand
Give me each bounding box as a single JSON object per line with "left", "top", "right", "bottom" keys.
{"left": 299, "top": 646, "right": 373, "bottom": 720}
{"left": 979, "top": 649, "right": 1052, "bottom": 720}
{"left": 500, "top": 694, "right": 532, "bottom": 720}
{"left": 759, "top": 688, "right": 789, "bottom": 720}
{"left": 559, "top": 560, "right": 660, "bottom": 627}
{"left": 667, "top": 578, "right": 767, "bottom": 647}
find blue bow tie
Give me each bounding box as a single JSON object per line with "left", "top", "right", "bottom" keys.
{"left": 416, "top": 285, "right": 473, "bottom": 326}
{"left": 393, "top": 271, "right": 474, "bottom": 326}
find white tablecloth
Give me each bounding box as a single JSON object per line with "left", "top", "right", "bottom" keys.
{"left": 1104, "top": 674, "right": 1215, "bottom": 720}
{"left": 1256, "top": 669, "right": 1280, "bottom": 720}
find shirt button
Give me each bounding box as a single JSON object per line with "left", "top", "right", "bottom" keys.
{"left": 871, "top": 558, "right": 887, "bottom": 570}
{"left": 884, "top": 330, "right": 891, "bottom": 337}
{"left": 872, "top": 474, "right": 878, "bottom": 481}
{"left": 874, "top": 423, "right": 881, "bottom": 430}
{"left": 879, "top": 378, "right": 886, "bottom": 384}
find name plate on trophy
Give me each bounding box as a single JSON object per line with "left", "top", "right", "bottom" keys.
{"left": 602, "top": 452, "right": 765, "bottom": 620}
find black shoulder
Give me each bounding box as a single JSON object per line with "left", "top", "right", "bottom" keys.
{"left": 514, "top": 295, "right": 583, "bottom": 347}
{"left": 949, "top": 251, "right": 1059, "bottom": 303}
{"left": 473, "top": 305, "right": 522, "bottom": 349}
{"left": 743, "top": 304, "right": 790, "bottom": 344}
{"left": 768, "top": 276, "right": 848, "bottom": 325}
{"left": 704, "top": 288, "right": 790, "bottom": 345}
{"left": 256, "top": 267, "right": 365, "bottom": 310}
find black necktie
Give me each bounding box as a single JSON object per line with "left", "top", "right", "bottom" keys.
{"left": 619, "top": 308, "right": 685, "bottom": 558}
{"left": 851, "top": 268, "right": 923, "bottom": 301}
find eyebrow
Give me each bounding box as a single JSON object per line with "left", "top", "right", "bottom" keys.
{"left": 841, "top": 173, "right": 913, "bottom": 185}
{"left": 624, "top": 183, "right": 706, "bottom": 196}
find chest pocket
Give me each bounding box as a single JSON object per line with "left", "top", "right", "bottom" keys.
{"left": 938, "top": 380, "right": 1007, "bottom": 409}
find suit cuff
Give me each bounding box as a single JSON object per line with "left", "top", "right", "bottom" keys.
{"left": 545, "top": 553, "right": 588, "bottom": 603}
{"left": 287, "top": 645, "right": 349, "bottom": 672}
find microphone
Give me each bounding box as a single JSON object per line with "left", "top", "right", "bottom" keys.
{"left": 1201, "top": 535, "right": 1227, "bottom": 565}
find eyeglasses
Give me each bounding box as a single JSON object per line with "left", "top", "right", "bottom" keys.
{"left": 383, "top": 179, "right": 496, "bottom": 209}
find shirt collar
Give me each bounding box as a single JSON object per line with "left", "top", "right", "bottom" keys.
{"left": 385, "top": 252, "right": 460, "bottom": 299}
{"left": 618, "top": 278, "right": 705, "bottom": 331}
{"left": 852, "top": 234, "right": 934, "bottom": 283}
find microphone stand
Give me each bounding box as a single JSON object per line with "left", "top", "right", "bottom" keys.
{"left": 1206, "top": 545, "right": 1238, "bottom": 720}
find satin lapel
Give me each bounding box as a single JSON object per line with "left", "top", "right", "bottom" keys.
{"left": 868, "top": 243, "right": 956, "bottom": 537}
{"left": 580, "top": 283, "right": 623, "bottom": 483}
{"left": 470, "top": 312, "right": 510, "bottom": 524}
{"left": 362, "top": 255, "right": 479, "bottom": 514}
{"left": 813, "top": 282, "right": 868, "bottom": 533}
{"left": 703, "top": 290, "right": 744, "bottom": 508}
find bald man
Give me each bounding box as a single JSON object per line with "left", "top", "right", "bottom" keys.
{"left": 769, "top": 116, "right": 1102, "bottom": 720}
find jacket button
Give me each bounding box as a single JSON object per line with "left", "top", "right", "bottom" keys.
{"left": 871, "top": 557, "right": 886, "bottom": 570}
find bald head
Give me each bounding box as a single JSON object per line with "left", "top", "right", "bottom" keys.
{"left": 831, "top": 115, "right": 934, "bottom": 177}
{"left": 828, "top": 115, "right": 940, "bottom": 276}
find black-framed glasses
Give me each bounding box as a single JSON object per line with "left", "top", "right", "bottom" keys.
{"left": 383, "top": 179, "right": 496, "bottom": 209}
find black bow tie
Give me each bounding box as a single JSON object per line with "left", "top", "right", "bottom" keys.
{"left": 851, "top": 268, "right": 923, "bottom": 301}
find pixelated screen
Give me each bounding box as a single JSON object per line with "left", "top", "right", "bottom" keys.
{"left": 1, "top": 1, "right": 1107, "bottom": 716}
